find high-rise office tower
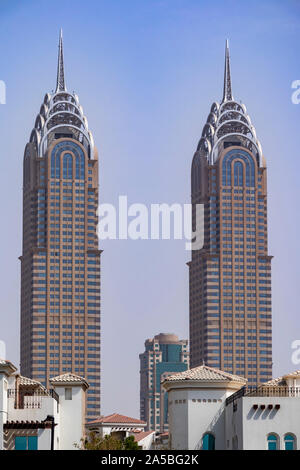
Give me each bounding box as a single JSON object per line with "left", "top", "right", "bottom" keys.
{"left": 139, "top": 333, "right": 189, "bottom": 432}
{"left": 20, "top": 31, "right": 101, "bottom": 418}
{"left": 189, "top": 41, "right": 272, "bottom": 386}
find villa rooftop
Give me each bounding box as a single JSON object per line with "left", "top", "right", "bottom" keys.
{"left": 87, "top": 413, "right": 146, "bottom": 426}
{"left": 163, "top": 364, "right": 247, "bottom": 384}
{"left": 49, "top": 372, "right": 89, "bottom": 390}
{"left": 264, "top": 370, "right": 300, "bottom": 386}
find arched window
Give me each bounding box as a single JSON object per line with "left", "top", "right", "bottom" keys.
{"left": 267, "top": 433, "right": 279, "bottom": 450}
{"left": 234, "top": 161, "right": 243, "bottom": 186}
{"left": 63, "top": 153, "right": 73, "bottom": 179}
{"left": 50, "top": 141, "right": 85, "bottom": 180}
{"left": 222, "top": 149, "right": 255, "bottom": 187}
{"left": 202, "top": 433, "right": 215, "bottom": 450}
{"left": 284, "top": 434, "right": 296, "bottom": 450}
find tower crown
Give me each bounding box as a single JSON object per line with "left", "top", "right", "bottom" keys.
{"left": 29, "top": 30, "right": 95, "bottom": 159}
{"left": 197, "top": 40, "right": 262, "bottom": 167}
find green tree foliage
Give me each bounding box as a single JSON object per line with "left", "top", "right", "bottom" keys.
{"left": 123, "top": 435, "right": 140, "bottom": 450}
{"left": 77, "top": 431, "right": 140, "bottom": 450}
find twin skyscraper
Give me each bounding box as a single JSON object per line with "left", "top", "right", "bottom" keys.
{"left": 20, "top": 34, "right": 272, "bottom": 420}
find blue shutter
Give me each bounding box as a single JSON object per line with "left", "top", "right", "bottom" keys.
{"left": 28, "top": 436, "right": 38, "bottom": 450}
{"left": 15, "top": 436, "right": 27, "bottom": 450}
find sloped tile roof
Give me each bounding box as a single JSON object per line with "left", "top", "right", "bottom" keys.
{"left": 163, "top": 364, "right": 246, "bottom": 384}
{"left": 264, "top": 376, "right": 286, "bottom": 386}
{"left": 284, "top": 370, "right": 300, "bottom": 378}
{"left": 0, "top": 359, "right": 17, "bottom": 373}
{"left": 264, "top": 369, "right": 300, "bottom": 386}
{"left": 50, "top": 372, "right": 89, "bottom": 389}
{"left": 132, "top": 430, "right": 155, "bottom": 442}
{"left": 17, "top": 375, "right": 45, "bottom": 387}
{"left": 88, "top": 413, "right": 146, "bottom": 425}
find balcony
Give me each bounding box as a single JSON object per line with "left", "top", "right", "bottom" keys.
{"left": 7, "top": 388, "right": 59, "bottom": 409}
{"left": 226, "top": 386, "right": 300, "bottom": 405}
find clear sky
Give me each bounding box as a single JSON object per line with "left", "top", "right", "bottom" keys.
{"left": 0, "top": 0, "right": 299, "bottom": 417}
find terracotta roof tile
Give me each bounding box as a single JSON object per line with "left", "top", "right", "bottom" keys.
{"left": 263, "top": 376, "right": 285, "bottom": 386}
{"left": 88, "top": 413, "right": 146, "bottom": 425}
{"left": 132, "top": 430, "right": 154, "bottom": 442}
{"left": 264, "top": 369, "right": 300, "bottom": 386}
{"left": 284, "top": 370, "right": 300, "bottom": 378}
{"left": 17, "top": 375, "right": 45, "bottom": 387}
{"left": 50, "top": 372, "right": 89, "bottom": 389}
{"left": 0, "top": 359, "right": 17, "bottom": 373}
{"left": 163, "top": 364, "right": 246, "bottom": 384}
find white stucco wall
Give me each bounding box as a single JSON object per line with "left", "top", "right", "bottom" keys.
{"left": 241, "top": 396, "right": 300, "bottom": 450}
{"left": 37, "top": 428, "right": 53, "bottom": 450}
{"left": 168, "top": 389, "right": 189, "bottom": 450}
{"left": 54, "top": 385, "right": 85, "bottom": 450}
{"left": 166, "top": 379, "right": 245, "bottom": 451}
{"left": 168, "top": 386, "right": 239, "bottom": 450}
{"left": 187, "top": 388, "right": 227, "bottom": 450}
{"left": 7, "top": 396, "right": 57, "bottom": 423}
{"left": 224, "top": 396, "right": 244, "bottom": 449}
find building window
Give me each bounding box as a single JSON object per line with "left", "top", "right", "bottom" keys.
{"left": 65, "top": 387, "right": 72, "bottom": 400}
{"left": 267, "top": 433, "right": 279, "bottom": 450}
{"left": 63, "top": 153, "right": 73, "bottom": 179}
{"left": 222, "top": 149, "right": 255, "bottom": 187}
{"left": 202, "top": 433, "right": 215, "bottom": 450}
{"left": 234, "top": 161, "right": 243, "bottom": 186}
{"left": 284, "top": 434, "right": 296, "bottom": 450}
{"left": 51, "top": 141, "right": 85, "bottom": 180}
{"left": 15, "top": 436, "right": 38, "bottom": 450}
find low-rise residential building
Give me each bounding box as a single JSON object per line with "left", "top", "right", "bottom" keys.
{"left": 86, "top": 413, "right": 155, "bottom": 450}
{"left": 225, "top": 370, "right": 300, "bottom": 450}
{"left": 0, "top": 359, "right": 88, "bottom": 450}
{"left": 163, "top": 364, "right": 300, "bottom": 450}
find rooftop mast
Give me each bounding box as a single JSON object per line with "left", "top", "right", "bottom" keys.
{"left": 55, "top": 29, "right": 66, "bottom": 93}
{"left": 222, "top": 39, "right": 233, "bottom": 103}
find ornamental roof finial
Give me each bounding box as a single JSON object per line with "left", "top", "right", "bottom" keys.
{"left": 222, "top": 39, "right": 233, "bottom": 103}
{"left": 55, "top": 29, "right": 66, "bottom": 93}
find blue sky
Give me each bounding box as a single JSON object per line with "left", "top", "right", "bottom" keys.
{"left": 0, "top": 0, "right": 299, "bottom": 417}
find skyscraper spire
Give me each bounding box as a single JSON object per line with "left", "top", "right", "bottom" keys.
{"left": 55, "top": 29, "right": 66, "bottom": 93}
{"left": 222, "top": 39, "right": 233, "bottom": 103}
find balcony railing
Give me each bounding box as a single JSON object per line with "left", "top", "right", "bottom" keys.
{"left": 226, "top": 386, "right": 300, "bottom": 405}
{"left": 7, "top": 388, "right": 59, "bottom": 409}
